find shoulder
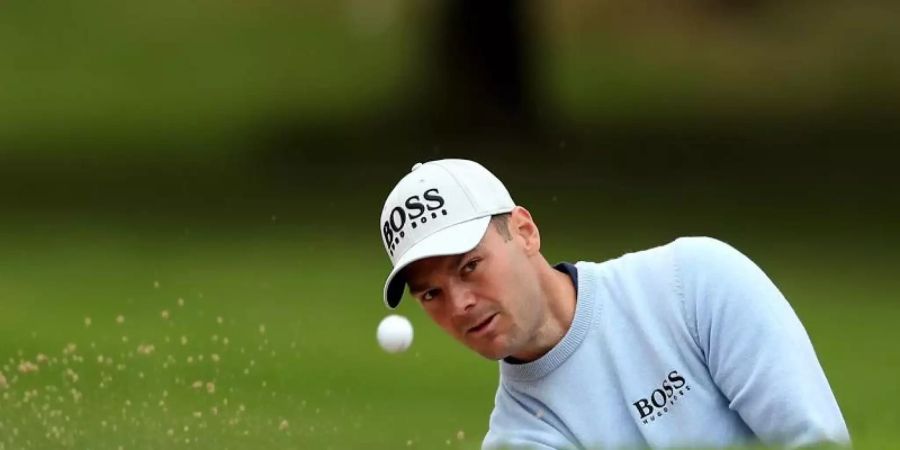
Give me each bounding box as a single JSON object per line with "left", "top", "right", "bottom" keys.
{"left": 669, "top": 236, "right": 775, "bottom": 307}
{"left": 577, "top": 236, "right": 752, "bottom": 291}
{"left": 669, "top": 236, "right": 752, "bottom": 273}
{"left": 577, "top": 237, "right": 692, "bottom": 277}
{"left": 671, "top": 235, "right": 740, "bottom": 255}
{"left": 604, "top": 236, "right": 736, "bottom": 265}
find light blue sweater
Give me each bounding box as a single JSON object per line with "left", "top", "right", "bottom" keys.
{"left": 483, "top": 237, "right": 850, "bottom": 449}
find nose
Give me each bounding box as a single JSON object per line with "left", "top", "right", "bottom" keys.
{"left": 447, "top": 284, "right": 476, "bottom": 319}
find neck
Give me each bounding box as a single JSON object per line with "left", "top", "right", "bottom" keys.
{"left": 508, "top": 260, "right": 577, "bottom": 362}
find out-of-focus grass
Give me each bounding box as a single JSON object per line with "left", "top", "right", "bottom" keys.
{"left": 0, "top": 222, "right": 496, "bottom": 449}
{"left": 3, "top": 0, "right": 898, "bottom": 156}
{"left": 539, "top": 0, "right": 900, "bottom": 124}
{"left": 0, "top": 202, "right": 897, "bottom": 449}
{"left": 1, "top": 0, "right": 897, "bottom": 446}
{"left": 0, "top": 0, "right": 422, "bottom": 153}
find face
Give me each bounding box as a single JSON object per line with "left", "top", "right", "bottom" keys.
{"left": 403, "top": 208, "right": 545, "bottom": 360}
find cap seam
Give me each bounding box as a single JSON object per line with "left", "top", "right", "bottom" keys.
{"left": 387, "top": 160, "right": 513, "bottom": 261}
{"left": 381, "top": 159, "right": 515, "bottom": 308}
{"left": 431, "top": 161, "right": 480, "bottom": 212}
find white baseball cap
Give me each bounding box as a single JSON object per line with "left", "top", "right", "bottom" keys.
{"left": 379, "top": 159, "right": 515, "bottom": 308}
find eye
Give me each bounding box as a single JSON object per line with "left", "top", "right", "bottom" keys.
{"left": 421, "top": 289, "right": 440, "bottom": 302}
{"left": 462, "top": 258, "right": 481, "bottom": 274}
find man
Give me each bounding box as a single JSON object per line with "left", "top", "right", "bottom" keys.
{"left": 378, "top": 159, "right": 850, "bottom": 449}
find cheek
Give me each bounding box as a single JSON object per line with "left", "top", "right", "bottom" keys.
{"left": 484, "top": 256, "right": 518, "bottom": 297}
{"left": 504, "top": 266, "right": 539, "bottom": 322}
{"left": 424, "top": 304, "right": 461, "bottom": 336}
{"left": 498, "top": 260, "right": 527, "bottom": 298}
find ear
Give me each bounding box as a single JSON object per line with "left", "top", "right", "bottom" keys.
{"left": 510, "top": 206, "right": 541, "bottom": 256}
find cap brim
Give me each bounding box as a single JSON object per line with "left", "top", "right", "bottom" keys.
{"left": 382, "top": 215, "right": 492, "bottom": 308}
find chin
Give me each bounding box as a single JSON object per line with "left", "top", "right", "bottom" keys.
{"left": 476, "top": 349, "right": 508, "bottom": 361}
{"left": 470, "top": 339, "right": 511, "bottom": 361}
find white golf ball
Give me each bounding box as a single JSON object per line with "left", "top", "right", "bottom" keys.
{"left": 376, "top": 314, "right": 413, "bottom": 353}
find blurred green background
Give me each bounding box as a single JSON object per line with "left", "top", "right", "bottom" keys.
{"left": 1, "top": 0, "right": 898, "bottom": 449}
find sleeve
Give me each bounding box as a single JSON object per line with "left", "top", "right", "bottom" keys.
{"left": 674, "top": 237, "right": 851, "bottom": 448}
{"left": 482, "top": 384, "right": 576, "bottom": 450}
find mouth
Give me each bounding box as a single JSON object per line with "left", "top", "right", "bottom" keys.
{"left": 467, "top": 313, "right": 498, "bottom": 336}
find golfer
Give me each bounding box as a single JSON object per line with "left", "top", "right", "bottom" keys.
{"left": 378, "top": 159, "right": 850, "bottom": 449}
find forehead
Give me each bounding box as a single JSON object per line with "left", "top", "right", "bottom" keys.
{"left": 402, "top": 226, "right": 499, "bottom": 287}
{"left": 403, "top": 253, "right": 463, "bottom": 285}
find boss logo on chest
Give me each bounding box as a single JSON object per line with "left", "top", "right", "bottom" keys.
{"left": 632, "top": 370, "right": 690, "bottom": 424}
{"left": 383, "top": 188, "right": 448, "bottom": 256}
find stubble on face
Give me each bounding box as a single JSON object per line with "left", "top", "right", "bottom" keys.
{"left": 462, "top": 214, "right": 540, "bottom": 360}
{"left": 405, "top": 211, "right": 543, "bottom": 361}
